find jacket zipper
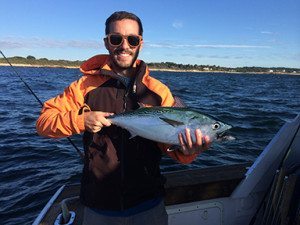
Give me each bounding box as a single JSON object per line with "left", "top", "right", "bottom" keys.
{"left": 118, "top": 74, "right": 138, "bottom": 210}
{"left": 120, "top": 81, "right": 132, "bottom": 211}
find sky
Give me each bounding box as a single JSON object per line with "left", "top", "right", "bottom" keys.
{"left": 0, "top": 0, "right": 299, "bottom": 68}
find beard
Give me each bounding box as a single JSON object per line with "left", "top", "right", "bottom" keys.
{"left": 109, "top": 47, "right": 140, "bottom": 71}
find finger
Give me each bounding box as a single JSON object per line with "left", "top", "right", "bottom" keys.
{"left": 95, "top": 120, "right": 104, "bottom": 128}
{"left": 195, "top": 129, "right": 203, "bottom": 147}
{"left": 94, "top": 112, "right": 112, "bottom": 127}
{"left": 185, "top": 128, "right": 193, "bottom": 149}
{"left": 203, "top": 135, "right": 211, "bottom": 149}
{"left": 86, "top": 125, "right": 97, "bottom": 133}
{"left": 91, "top": 127, "right": 101, "bottom": 133}
{"left": 88, "top": 121, "right": 103, "bottom": 133}
{"left": 101, "top": 112, "right": 114, "bottom": 117}
{"left": 178, "top": 133, "right": 188, "bottom": 155}
{"left": 178, "top": 132, "right": 185, "bottom": 146}
{"left": 100, "top": 117, "right": 112, "bottom": 127}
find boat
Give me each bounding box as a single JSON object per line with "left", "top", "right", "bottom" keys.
{"left": 32, "top": 115, "right": 300, "bottom": 225}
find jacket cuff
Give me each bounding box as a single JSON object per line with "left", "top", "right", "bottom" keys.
{"left": 77, "top": 104, "right": 91, "bottom": 132}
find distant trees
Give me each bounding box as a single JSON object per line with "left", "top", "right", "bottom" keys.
{"left": 147, "top": 62, "right": 227, "bottom": 72}
{"left": 0, "top": 56, "right": 83, "bottom": 67}
{"left": 0, "top": 55, "right": 299, "bottom": 74}
{"left": 26, "top": 55, "right": 36, "bottom": 60}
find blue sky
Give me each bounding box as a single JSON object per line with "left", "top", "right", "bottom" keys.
{"left": 1, "top": 0, "right": 299, "bottom": 68}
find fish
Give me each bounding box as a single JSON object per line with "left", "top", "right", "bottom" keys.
{"left": 108, "top": 107, "right": 232, "bottom": 145}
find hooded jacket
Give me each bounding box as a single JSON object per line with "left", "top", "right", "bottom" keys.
{"left": 36, "top": 55, "right": 199, "bottom": 210}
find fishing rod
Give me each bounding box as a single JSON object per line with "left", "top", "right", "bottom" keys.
{"left": 0, "top": 50, "right": 84, "bottom": 161}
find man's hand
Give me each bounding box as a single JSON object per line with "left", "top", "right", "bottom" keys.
{"left": 178, "top": 128, "right": 211, "bottom": 155}
{"left": 84, "top": 111, "right": 114, "bottom": 133}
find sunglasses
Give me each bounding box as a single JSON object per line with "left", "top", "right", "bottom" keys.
{"left": 106, "top": 33, "right": 142, "bottom": 48}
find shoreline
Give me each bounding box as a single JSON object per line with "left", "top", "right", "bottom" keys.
{"left": 1, "top": 63, "right": 299, "bottom": 76}
{"left": 0, "top": 63, "right": 78, "bottom": 69}
{"left": 150, "top": 68, "right": 300, "bottom": 75}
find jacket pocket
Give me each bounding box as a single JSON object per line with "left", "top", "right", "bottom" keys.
{"left": 88, "top": 134, "right": 120, "bottom": 180}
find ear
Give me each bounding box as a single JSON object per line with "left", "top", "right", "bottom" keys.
{"left": 139, "top": 39, "right": 144, "bottom": 51}
{"left": 103, "top": 37, "right": 109, "bottom": 50}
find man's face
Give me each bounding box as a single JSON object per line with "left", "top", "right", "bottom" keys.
{"left": 105, "top": 19, "right": 143, "bottom": 71}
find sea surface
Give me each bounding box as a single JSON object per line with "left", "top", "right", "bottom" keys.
{"left": 0, "top": 66, "right": 299, "bottom": 225}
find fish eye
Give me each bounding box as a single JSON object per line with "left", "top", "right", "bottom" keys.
{"left": 212, "top": 122, "right": 221, "bottom": 130}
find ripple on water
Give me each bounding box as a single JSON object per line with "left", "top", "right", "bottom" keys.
{"left": 0, "top": 67, "right": 300, "bottom": 225}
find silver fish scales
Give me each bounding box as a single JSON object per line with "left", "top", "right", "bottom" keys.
{"left": 108, "top": 107, "right": 232, "bottom": 145}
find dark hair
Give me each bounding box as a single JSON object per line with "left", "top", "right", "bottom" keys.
{"left": 105, "top": 11, "right": 143, "bottom": 36}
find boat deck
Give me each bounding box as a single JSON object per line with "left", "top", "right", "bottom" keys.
{"left": 37, "top": 162, "right": 251, "bottom": 225}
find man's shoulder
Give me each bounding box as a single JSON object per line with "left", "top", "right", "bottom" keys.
{"left": 80, "top": 55, "right": 110, "bottom": 74}
{"left": 143, "top": 72, "right": 169, "bottom": 90}
{"left": 141, "top": 71, "right": 174, "bottom": 106}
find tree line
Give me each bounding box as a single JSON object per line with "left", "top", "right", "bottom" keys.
{"left": 0, "top": 55, "right": 83, "bottom": 67}
{"left": 0, "top": 55, "right": 299, "bottom": 74}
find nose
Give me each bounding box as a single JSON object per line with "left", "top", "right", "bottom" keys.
{"left": 120, "top": 37, "right": 130, "bottom": 49}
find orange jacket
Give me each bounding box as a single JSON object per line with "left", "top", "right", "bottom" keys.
{"left": 36, "top": 54, "right": 198, "bottom": 164}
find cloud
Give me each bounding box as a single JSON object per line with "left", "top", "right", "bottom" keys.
{"left": 0, "top": 40, "right": 23, "bottom": 49}
{"left": 196, "top": 54, "right": 253, "bottom": 59}
{"left": 0, "top": 37, "right": 101, "bottom": 49}
{"left": 146, "top": 42, "right": 271, "bottom": 49}
{"left": 2, "top": 36, "right": 270, "bottom": 51}
{"left": 194, "top": 44, "right": 270, "bottom": 48}
{"left": 172, "top": 20, "right": 183, "bottom": 29}
{"left": 194, "top": 54, "right": 231, "bottom": 59}
{"left": 261, "top": 31, "right": 274, "bottom": 35}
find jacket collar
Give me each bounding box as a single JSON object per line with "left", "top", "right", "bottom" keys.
{"left": 80, "top": 54, "right": 145, "bottom": 75}
{"left": 80, "top": 54, "right": 148, "bottom": 86}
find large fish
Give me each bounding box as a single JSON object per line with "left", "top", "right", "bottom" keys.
{"left": 108, "top": 107, "right": 232, "bottom": 145}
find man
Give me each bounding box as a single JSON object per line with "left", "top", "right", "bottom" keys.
{"left": 36, "top": 11, "right": 211, "bottom": 225}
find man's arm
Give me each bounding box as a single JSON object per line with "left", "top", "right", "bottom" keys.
{"left": 36, "top": 79, "right": 87, "bottom": 138}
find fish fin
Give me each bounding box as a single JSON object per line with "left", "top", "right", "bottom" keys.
{"left": 159, "top": 117, "right": 184, "bottom": 127}
{"left": 167, "top": 145, "right": 181, "bottom": 152}
{"left": 173, "top": 96, "right": 187, "bottom": 108}
{"left": 137, "top": 102, "right": 146, "bottom": 108}
{"left": 128, "top": 132, "right": 138, "bottom": 139}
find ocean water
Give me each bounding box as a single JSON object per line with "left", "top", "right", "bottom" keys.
{"left": 0, "top": 66, "right": 299, "bottom": 224}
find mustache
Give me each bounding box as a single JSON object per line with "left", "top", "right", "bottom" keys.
{"left": 114, "top": 48, "right": 133, "bottom": 55}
